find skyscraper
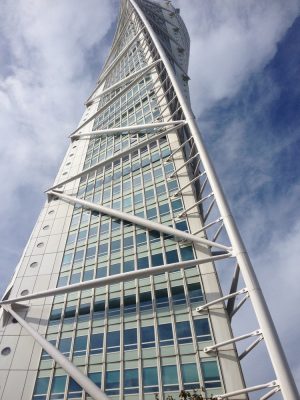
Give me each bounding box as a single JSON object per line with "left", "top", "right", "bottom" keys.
{"left": 0, "top": 0, "right": 298, "bottom": 399}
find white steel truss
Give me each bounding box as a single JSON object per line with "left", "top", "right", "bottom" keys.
{"left": 2, "top": 1, "right": 298, "bottom": 399}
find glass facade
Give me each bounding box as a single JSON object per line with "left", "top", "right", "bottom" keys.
{"left": 29, "top": 1, "right": 243, "bottom": 399}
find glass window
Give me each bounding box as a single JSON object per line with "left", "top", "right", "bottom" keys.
{"left": 141, "top": 326, "right": 155, "bottom": 348}
{"left": 155, "top": 288, "right": 169, "bottom": 309}
{"left": 67, "top": 378, "right": 82, "bottom": 399}
{"left": 57, "top": 276, "right": 68, "bottom": 287}
{"left": 73, "top": 335, "right": 87, "bottom": 357}
{"left": 83, "top": 269, "right": 93, "bottom": 281}
{"left": 107, "top": 331, "right": 120, "bottom": 353}
{"left": 176, "top": 220, "right": 188, "bottom": 232}
{"left": 124, "top": 328, "right": 137, "bottom": 351}
{"left": 111, "top": 239, "right": 121, "bottom": 252}
{"left": 70, "top": 273, "right": 80, "bottom": 284}
{"left": 158, "top": 323, "right": 174, "bottom": 346}
{"left": 137, "top": 256, "right": 149, "bottom": 270}
{"left": 194, "top": 318, "right": 212, "bottom": 341}
{"left": 124, "top": 369, "right": 139, "bottom": 394}
{"left": 88, "top": 226, "right": 98, "bottom": 238}
{"left": 162, "top": 365, "right": 179, "bottom": 391}
{"left": 33, "top": 377, "right": 49, "bottom": 397}
{"left": 139, "top": 291, "right": 153, "bottom": 312}
{"left": 124, "top": 295, "right": 136, "bottom": 314}
{"left": 66, "top": 233, "right": 76, "bottom": 245}
{"left": 151, "top": 253, "right": 163, "bottom": 267}
{"left": 110, "top": 263, "right": 121, "bottom": 275}
{"left": 88, "top": 372, "right": 101, "bottom": 387}
{"left": 86, "top": 246, "right": 96, "bottom": 259}
{"left": 90, "top": 333, "right": 104, "bottom": 355}
{"left": 171, "top": 199, "right": 183, "bottom": 212}
{"left": 136, "top": 233, "right": 147, "bottom": 245}
{"left": 124, "top": 236, "right": 134, "bottom": 249}
{"left": 58, "top": 338, "right": 72, "bottom": 356}
{"left": 166, "top": 249, "right": 179, "bottom": 264}
{"left": 105, "top": 370, "right": 120, "bottom": 395}
{"left": 188, "top": 283, "right": 203, "bottom": 303}
{"left": 176, "top": 321, "right": 192, "bottom": 344}
{"left": 108, "top": 298, "right": 120, "bottom": 317}
{"left": 202, "top": 361, "right": 222, "bottom": 388}
{"left": 124, "top": 260, "right": 134, "bottom": 272}
{"left": 143, "top": 367, "right": 158, "bottom": 393}
{"left": 50, "top": 375, "right": 66, "bottom": 396}
{"left": 147, "top": 208, "right": 157, "bottom": 219}
{"left": 74, "top": 249, "right": 84, "bottom": 263}
{"left": 180, "top": 246, "right": 194, "bottom": 261}
{"left": 159, "top": 203, "right": 169, "bottom": 215}
{"left": 171, "top": 285, "right": 186, "bottom": 306}
{"left": 62, "top": 254, "right": 72, "bottom": 266}
{"left": 78, "top": 230, "right": 87, "bottom": 242}
{"left": 93, "top": 301, "right": 105, "bottom": 320}
{"left": 98, "top": 243, "right": 108, "bottom": 255}
{"left": 182, "top": 363, "right": 199, "bottom": 390}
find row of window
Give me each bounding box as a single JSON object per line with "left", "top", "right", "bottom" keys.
{"left": 33, "top": 361, "right": 221, "bottom": 399}
{"left": 44, "top": 318, "right": 211, "bottom": 362}
{"left": 50, "top": 281, "right": 203, "bottom": 325}
{"left": 60, "top": 241, "right": 193, "bottom": 281}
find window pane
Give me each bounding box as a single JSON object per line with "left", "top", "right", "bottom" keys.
{"left": 202, "top": 361, "right": 221, "bottom": 388}
{"left": 158, "top": 323, "right": 173, "bottom": 346}
{"left": 182, "top": 363, "right": 199, "bottom": 389}
{"left": 106, "top": 370, "right": 120, "bottom": 389}
{"left": 162, "top": 365, "right": 178, "bottom": 385}
{"left": 124, "top": 368, "right": 139, "bottom": 388}
{"left": 176, "top": 321, "right": 192, "bottom": 344}
{"left": 88, "top": 372, "right": 101, "bottom": 387}
{"left": 51, "top": 376, "right": 66, "bottom": 393}
{"left": 141, "top": 326, "right": 155, "bottom": 348}
{"left": 143, "top": 367, "right": 158, "bottom": 386}
{"left": 107, "top": 331, "right": 120, "bottom": 352}
{"left": 194, "top": 318, "right": 212, "bottom": 341}
{"left": 34, "top": 377, "right": 49, "bottom": 395}
{"left": 124, "top": 328, "right": 137, "bottom": 350}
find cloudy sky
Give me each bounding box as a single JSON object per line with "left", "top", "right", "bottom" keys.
{"left": 0, "top": 0, "right": 299, "bottom": 396}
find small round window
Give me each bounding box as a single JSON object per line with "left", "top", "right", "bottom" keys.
{"left": 30, "top": 262, "right": 38, "bottom": 268}
{"left": 37, "top": 242, "right": 44, "bottom": 248}
{"left": 48, "top": 210, "right": 54, "bottom": 215}
{"left": 21, "top": 290, "right": 29, "bottom": 296}
{"left": 43, "top": 225, "right": 50, "bottom": 230}
{"left": 62, "top": 172, "right": 67, "bottom": 176}
{"left": 69, "top": 153, "right": 74, "bottom": 157}
{"left": 66, "top": 162, "right": 71, "bottom": 166}
{"left": 1, "top": 347, "right": 11, "bottom": 356}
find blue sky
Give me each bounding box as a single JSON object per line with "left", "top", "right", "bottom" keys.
{"left": 0, "top": 0, "right": 299, "bottom": 396}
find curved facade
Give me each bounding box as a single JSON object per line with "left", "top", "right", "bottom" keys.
{"left": 0, "top": 1, "right": 297, "bottom": 400}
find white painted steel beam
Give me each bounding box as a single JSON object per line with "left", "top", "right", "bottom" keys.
{"left": 214, "top": 381, "right": 279, "bottom": 400}
{"left": 129, "top": 1, "right": 300, "bottom": 397}
{"left": 260, "top": 387, "right": 281, "bottom": 400}
{"left": 204, "top": 329, "right": 262, "bottom": 353}
{"left": 196, "top": 288, "right": 248, "bottom": 312}
{"left": 86, "top": 60, "right": 161, "bottom": 106}
{"left": 72, "top": 120, "right": 186, "bottom": 139}
{"left": 177, "top": 192, "right": 214, "bottom": 217}
{"left": 2, "top": 305, "right": 110, "bottom": 400}
{"left": 0, "top": 255, "right": 230, "bottom": 306}
{"left": 98, "top": 27, "right": 146, "bottom": 86}
{"left": 48, "top": 190, "right": 232, "bottom": 252}
{"left": 239, "top": 335, "right": 264, "bottom": 361}
{"left": 49, "top": 123, "right": 186, "bottom": 191}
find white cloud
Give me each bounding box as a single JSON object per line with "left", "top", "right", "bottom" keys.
{"left": 174, "top": 0, "right": 300, "bottom": 115}
{"left": 0, "top": 0, "right": 117, "bottom": 292}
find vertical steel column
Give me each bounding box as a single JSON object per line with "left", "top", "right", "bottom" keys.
{"left": 129, "top": 1, "right": 299, "bottom": 398}
{"left": 3, "top": 306, "right": 110, "bottom": 400}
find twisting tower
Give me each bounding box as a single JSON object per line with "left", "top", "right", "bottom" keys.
{"left": 0, "top": 1, "right": 298, "bottom": 400}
